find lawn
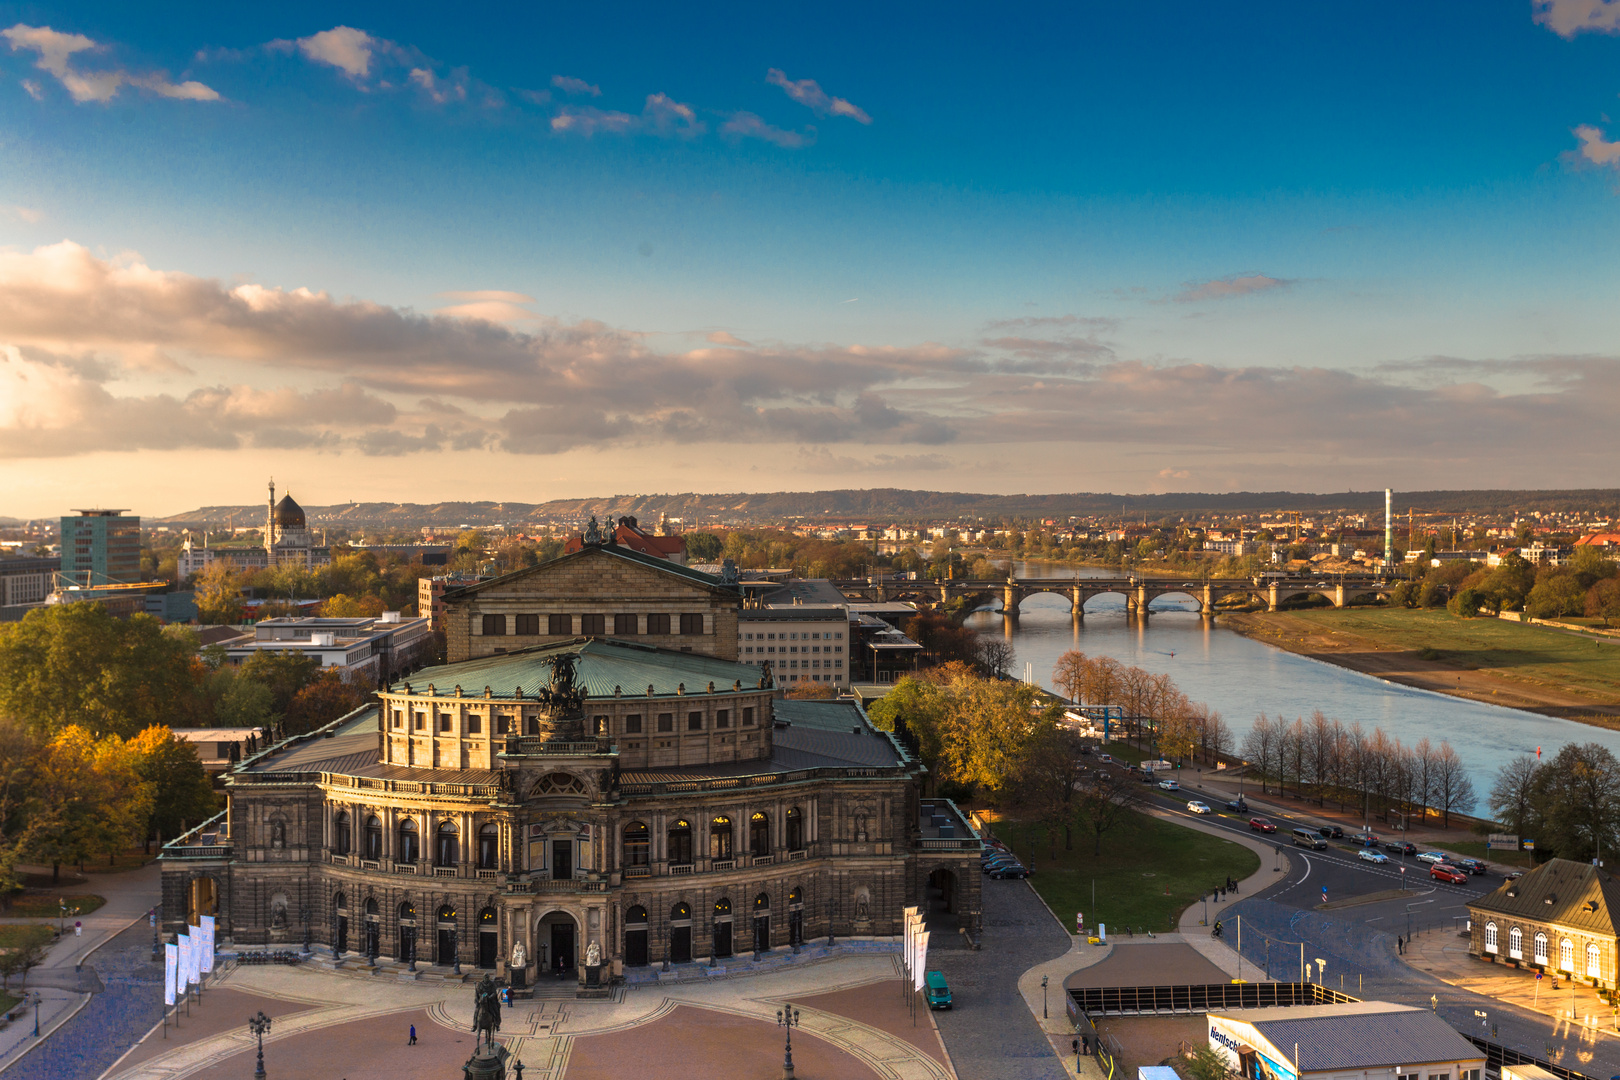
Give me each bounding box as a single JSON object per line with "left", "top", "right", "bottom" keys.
{"left": 986, "top": 809, "right": 1260, "bottom": 936}
{"left": 1280, "top": 608, "right": 1620, "bottom": 701}
{"left": 0, "top": 924, "right": 54, "bottom": 994}
{"left": 5, "top": 893, "right": 106, "bottom": 919}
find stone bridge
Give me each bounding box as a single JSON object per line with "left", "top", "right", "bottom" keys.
{"left": 830, "top": 575, "right": 1395, "bottom": 620}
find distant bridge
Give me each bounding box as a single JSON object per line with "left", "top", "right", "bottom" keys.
{"left": 830, "top": 575, "right": 1396, "bottom": 619}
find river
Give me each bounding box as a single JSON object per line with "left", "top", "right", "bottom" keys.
{"left": 960, "top": 560, "right": 1620, "bottom": 797}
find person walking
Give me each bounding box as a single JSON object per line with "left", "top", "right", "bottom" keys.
{"left": 409, "top": 1023, "right": 417, "bottom": 1045}
{"left": 1396, "top": 935, "right": 1403, "bottom": 955}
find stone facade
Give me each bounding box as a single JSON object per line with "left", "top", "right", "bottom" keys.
{"left": 1467, "top": 857, "right": 1620, "bottom": 989}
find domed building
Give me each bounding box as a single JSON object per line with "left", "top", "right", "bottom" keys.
{"left": 159, "top": 542, "right": 981, "bottom": 988}
{"left": 265, "top": 481, "right": 331, "bottom": 568}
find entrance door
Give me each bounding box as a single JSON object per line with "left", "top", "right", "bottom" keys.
{"left": 714, "top": 921, "right": 732, "bottom": 959}
{"left": 438, "top": 928, "right": 455, "bottom": 965}
{"left": 336, "top": 914, "right": 349, "bottom": 954}
{"left": 398, "top": 926, "right": 416, "bottom": 964}
{"left": 754, "top": 915, "right": 770, "bottom": 953}
{"left": 552, "top": 839, "right": 573, "bottom": 880}
{"left": 479, "top": 931, "right": 497, "bottom": 969}
{"left": 788, "top": 910, "right": 802, "bottom": 946}
{"left": 670, "top": 926, "right": 692, "bottom": 964}
{"left": 625, "top": 928, "right": 648, "bottom": 967}
{"left": 551, "top": 921, "right": 576, "bottom": 971}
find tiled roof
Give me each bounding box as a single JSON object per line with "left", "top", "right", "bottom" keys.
{"left": 393, "top": 637, "right": 766, "bottom": 700}
{"left": 444, "top": 543, "right": 732, "bottom": 600}
{"left": 1214, "top": 1003, "right": 1482, "bottom": 1071}
{"left": 1469, "top": 857, "right": 1620, "bottom": 936}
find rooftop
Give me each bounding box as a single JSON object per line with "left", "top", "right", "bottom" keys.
{"left": 1470, "top": 857, "right": 1620, "bottom": 936}
{"left": 1212, "top": 1001, "right": 1481, "bottom": 1071}
{"left": 393, "top": 636, "right": 768, "bottom": 700}
{"left": 739, "top": 606, "right": 848, "bottom": 622}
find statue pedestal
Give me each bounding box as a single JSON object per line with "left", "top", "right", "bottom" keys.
{"left": 585, "top": 963, "right": 602, "bottom": 987}
{"left": 462, "top": 1044, "right": 509, "bottom": 1080}
{"left": 577, "top": 963, "right": 611, "bottom": 999}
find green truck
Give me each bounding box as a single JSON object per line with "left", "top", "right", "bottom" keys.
{"left": 925, "top": 971, "right": 952, "bottom": 1009}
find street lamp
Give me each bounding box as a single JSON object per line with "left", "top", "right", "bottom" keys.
{"left": 777, "top": 1006, "right": 801, "bottom": 1079}
{"left": 452, "top": 925, "right": 461, "bottom": 976}
{"left": 248, "top": 1011, "right": 273, "bottom": 1079}
{"left": 300, "top": 906, "right": 311, "bottom": 954}
{"left": 1315, "top": 958, "right": 1326, "bottom": 987}
{"left": 1042, "top": 974, "right": 1049, "bottom": 1019}
{"left": 150, "top": 904, "right": 161, "bottom": 961}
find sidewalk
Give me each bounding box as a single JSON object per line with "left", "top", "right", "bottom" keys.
{"left": 1405, "top": 930, "right": 1620, "bottom": 1040}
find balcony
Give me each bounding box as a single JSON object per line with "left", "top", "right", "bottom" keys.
{"left": 396, "top": 862, "right": 419, "bottom": 875}
{"left": 669, "top": 863, "right": 694, "bottom": 876}
{"left": 433, "top": 866, "right": 458, "bottom": 878}
{"left": 624, "top": 866, "right": 651, "bottom": 879}
{"left": 504, "top": 877, "right": 609, "bottom": 895}
{"left": 752, "top": 854, "right": 775, "bottom": 866}
{"left": 475, "top": 869, "right": 499, "bottom": 881}
{"left": 786, "top": 849, "right": 808, "bottom": 862}
{"left": 711, "top": 859, "right": 735, "bottom": 872}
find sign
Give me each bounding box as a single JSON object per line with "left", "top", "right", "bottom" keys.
{"left": 163, "top": 942, "right": 177, "bottom": 1006}
{"left": 1487, "top": 834, "right": 1520, "bottom": 852}
{"left": 189, "top": 924, "right": 203, "bottom": 984}
{"left": 913, "top": 930, "right": 929, "bottom": 992}
{"left": 1522, "top": 840, "right": 1536, "bottom": 851}
{"left": 200, "top": 916, "right": 216, "bottom": 973}
{"left": 177, "top": 934, "right": 192, "bottom": 991}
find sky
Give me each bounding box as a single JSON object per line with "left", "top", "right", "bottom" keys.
{"left": 3, "top": 1, "right": 1620, "bottom": 517}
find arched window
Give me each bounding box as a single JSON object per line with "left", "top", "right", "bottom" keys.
{"left": 478, "top": 824, "right": 499, "bottom": 870}
{"left": 334, "top": 891, "right": 347, "bottom": 910}
{"left": 438, "top": 904, "right": 456, "bottom": 923}
{"left": 786, "top": 807, "right": 804, "bottom": 851}
{"left": 710, "top": 816, "right": 733, "bottom": 860}
{"left": 626, "top": 905, "right": 649, "bottom": 925}
{"left": 1588, "top": 942, "right": 1602, "bottom": 979}
{"left": 479, "top": 907, "right": 497, "bottom": 925}
{"left": 671, "top": 902, "right": 691, "bottom": 922}
{"left": 754, "top": 892, "right": 770, "bottom": 911}
{"left": 436, "top": 821, "right": 458, "bottom": 867}
{"left": 623, "top": 822, "right": 650, "bottom": 867}
{"left": 750, "top": 812, "right": 770, "bottom": 857}
{"left": 364, "top": 815, "right": 383, "bottom": 861}
{"left": 1509, "top": 926, "right": 1523, "bottom": 959}
{"left": 1484, "top": 922, "right": 1498, "bottom": 954}
{"left": 333, "top": 811, "right": 351, "bottom": 855}
{"left": 399, "top": 900, "right": 417, "bottom": 921}
{"left": 1535, "top": 932, "right": 1549, "bottom": 966}
{"left": 398, "top": 818, "right": 420, "bottom": 863}
{"left": 365, "top": 897, "right": 379, "bottom": 916}
{"left": 1560, "top": 938, "right": 1575, "bottom": 972}
{"left": 788, "top": 887, "right": 803, "bottom": 906}
{"left": 668, "top": 820, "right": 693, "bottom": 865}
{"left": 715, "top": 897, "right": 732, "bottom": 916}
{"left": 623, "top": 905, "right": 650, "bottom": 968}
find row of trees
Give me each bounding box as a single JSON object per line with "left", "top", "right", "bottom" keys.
{"left": 1051, "top": 650, "right": 1234, "bottom": 765}
{"left": 1489, "top": 743, "right": 1620, "bottom": 864}
{"left": 1392, "top": 548, "right": 1620, "bottom": 624}
{"left": 1239, "top": 712, "right": 1476, "bottom": 827}
{"left": 0, "top": 604, "right": 369, "bottom": 739}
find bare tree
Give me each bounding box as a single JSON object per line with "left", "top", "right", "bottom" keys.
{"left": 976, "top": 637, "right": 1016, "bottom": 679}
{"left": 1240, "top": 715, "right": 1279, "bottom": 795}
{"left": 1306, "top": 711, "right": 1336, "bottom": 806}
{"left": 1051, "top": 650, "right": 1088, "bottom": 703}
{"left": 1411, "top": 738, "right": 1438, "bottom": 829}
{"left": 1072, "top": 764, "right": 1146, "bottom": 856}
{"left": 1488, "top": 755, "right": 1540, "bottom": 839}
{"left": 1433, "top": 742, "right": 1476, "bottom": 828}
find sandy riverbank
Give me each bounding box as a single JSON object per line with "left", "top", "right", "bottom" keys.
{"left": 1219, "top": 610, "right": 1620, "bottom": 729}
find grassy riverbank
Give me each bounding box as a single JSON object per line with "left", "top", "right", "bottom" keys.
{"left": 1220, "top": 608, "right": 1620, "bottom": 725}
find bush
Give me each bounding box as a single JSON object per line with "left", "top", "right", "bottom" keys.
{"left": 1448, "top": 588, "right": 1486, "bottom": 618}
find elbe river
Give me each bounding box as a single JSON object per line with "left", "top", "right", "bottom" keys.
{"left": 960, "top": 560, "right": 1620, "bottom": 797}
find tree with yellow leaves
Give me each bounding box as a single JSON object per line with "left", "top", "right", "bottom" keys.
{"left": 25, "top": 726, "right": 154, "bottom": 882}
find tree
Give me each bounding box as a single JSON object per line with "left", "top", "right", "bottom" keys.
{"left": 283, "top": 671, "right": 370, "bottom": 734}
{"left": 974, "top": 637, "right": 1016, "bottom": 678}
{"left": 1586, "top": 578, "right": 1620, "bottom": 628}
{"left": 1240, "top": 715, "right": 1280, "bottom": 795}
{"left": 321, "top": 593, "right": 387, "bottom": 618}
{"left": 193, "top": 561, "right": 246, "bottom": 624}
{"left": 25, "top": 726, "right": 154, "bottom": 881}
{"left": 1530, "top": 743, "right": 1620, "bottom": 862}
{"left": 1072, "top": 764, "right": 1145, "bottom": 855}
{"left": 215, "top": 674, "right": 275, "bottom": 728}
{"left": 237, "top": 651, "right": 321, "bottom": 717}
{"left": 1488, "top": 755, "right": 1540, "bottom": 839}
{"left": 1052, "top": 650, "right": 1088, "bottom": 703}
{"left": 1018, "top": 726, "right": 1090, "bottom": 853}
{"left": 0, "top": 924, "right": 49, "bottom": 990}
{"left": 125, "top": 726, "right": 220, "bottom": 850}
{"left": 1525, "top": 570, "right": 1586, "bottom": 619}
{"left": 1447, "top": 587, "right": 1485, "bottom": 617}
{"left": 1185, "top": 1045, "right": 1234, "bottom": 1080}
{"left": 783, "top": 682, "right": 836, "bottom": 700}
{"left": 1432, "top": 741, "right": 1476, "bottom": 828}
{"left": 685, "top": 532, "right": 723, "bottom": 561}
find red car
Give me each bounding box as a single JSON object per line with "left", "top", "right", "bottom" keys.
{"left": 1431, "top": 864, "right": 1468, "bottom": 885}
{"left": 1249, "top": 817, "right": 1277, "bottom": 833}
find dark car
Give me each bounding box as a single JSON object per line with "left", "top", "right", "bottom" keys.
{"left": 1430, "top": 864, "right": 1468, "bottom": 885}
{"left": 1225, "top": 799, "right": 1249, "bottom": 813}
{"left": 1384, "top": 840, "right": 1417, "bottom": 856}
{"left": 1249, "top": 817, "right": 1277, "bottom": 833}
{"left": 1456, "top": 858, "right": 1489, "bottom": 875}
{"left": 1317, "top": 826, "right": 1344, "bottom": 839}
{"left": 981, "top": 856, "right": 1021, "bottom": 873}
{"left": 988, "top": 863, "right": 1030, "bottom": 879}
{"left": 1359, "top": 833, "right": 1382, "bottom": 848}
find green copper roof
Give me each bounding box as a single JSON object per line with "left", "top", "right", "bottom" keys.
{"left": 392, "top": 637, "right": 766, "bottom": 700}
{"left": 442, "top": 543, "right": 734, "bottom": 600}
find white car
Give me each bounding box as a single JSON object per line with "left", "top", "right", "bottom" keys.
{"left": 1416, "top": 851, "right": 1448, "bottom": 864}
{"left": 1187, "top": 800, "right": 1211, "bottom": 814}
{"left": 1158, "top": 779, "right": 1180, "bottom": 791}
{"left": 1358, "top": 849, "right": 1389, "bottom": 864}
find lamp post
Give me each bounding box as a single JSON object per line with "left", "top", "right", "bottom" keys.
{"left": 777, "top": 1006, "right": 800, "bottom": 1079}
{"left": 1042, "top": 974, "right": 1049, "bottom": 1019}
{"left": 452, "top": 924, "right": 461, "bottom": 976}
{"left": 150, "top": 904, "right": 161, "bottom": 961}
{"left": 300, "top": 905, "right": 310, "bottom": 954}
{"left": 248, "top": 1011, "right": 272, "bottom": 1079}
{"left": 1315, "top": 958, "right": 1327, "bottom": 987}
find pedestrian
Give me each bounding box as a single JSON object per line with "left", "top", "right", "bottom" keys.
{"left": 1396, "top": 935, "right": 1403, "bottom": 955}
{"left": 1082, "top": 1034, "right": 1090, "bottom": 1055}
{"left": 408, "top": 1023, "right": 417, "bottom": 1046}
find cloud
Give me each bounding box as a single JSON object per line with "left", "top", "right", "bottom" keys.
{"left": 434, "top": 290, "right": 537, "bottom": 323}
{"left": 766, "top": 68, "right": 871, "bottom": 124}
{"left": 2, "top": 206, "right": 42, "bottom": 223}
{"left": 983, "top": 314, "right": 1120, "bottom": 333}
{"left": 551, "top": 75, "right": 600, "bottom": 97}
{"left": 552, "top": 93, "right": 704, "bottom": 138}
{"left": 2, "top": 23, "right": 220, "bottom": 104}
{"left": 720, "top": 111, "right": 812, "bottom": 148}
{"left": 1573, "top": 123, "right": 1620, "bottom": 166}
{"left": 1174, "top": 274, "right": 1293, "bottom": 303}
{"left": 1158, "top": 467, "right": 1192, "bottom": 480}
{"left": 292, "top": 26, "right": 378, "bottom": 80}
{"left": 1533, "top": 0, "right": 1620, "bottom": 37}
{"left": 706, "top": 331, "right": 751, "bottom": 346}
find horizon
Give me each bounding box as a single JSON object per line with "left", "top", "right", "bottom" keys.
{"left": 5, "top": 2, "right": 1620, "bottom": 515}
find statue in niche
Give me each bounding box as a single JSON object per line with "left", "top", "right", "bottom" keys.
{"left": 511, "top": 940, "right": 527, "bottom": 969}
{"left": 270, "top": 820, "right": 286, "bottom": 849}
{"left": 270, "top": 894, "right": 289, "bottom": 929}
{"left": 854, "top": 888, "right": 870, "bottom": 922}
{"left": 852, "top": 812, "right": 869, "bottom": 843}
{"left": 585, "top": 939, "right": 601, "bottom": 967}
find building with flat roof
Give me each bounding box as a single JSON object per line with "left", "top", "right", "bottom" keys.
{"left": 1207, "top": 1000, "right": 1483, "bottom": 1080}
{"left": 738, "top": 605, "right": 849, "bottom": 688}
{"left": 61, "top": 509, "right": 140, "bottom": 585}
{"left": 0, "top": 555, "right": 56, "bottom": 611}
{"left": 222, "top": 612, "right": 432, "bottom": 687}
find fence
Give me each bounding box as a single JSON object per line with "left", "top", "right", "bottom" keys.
{"left": 1066, "top": 981, "right": 1356, "bottom": 1021}
{"left": 1467, "top": 1035, "right": 1602, "bottom": 1080}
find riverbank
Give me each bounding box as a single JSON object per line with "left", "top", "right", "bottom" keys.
{"left": 1219, "top": 608, "right": 1620, "bottom": 728}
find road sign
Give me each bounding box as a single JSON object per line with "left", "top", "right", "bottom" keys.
{"left": 1487, "top": 833, "right": 1519, "bottom": 852}
{"left": 1522, "top": 840, "right": 1536, "bottom": 851}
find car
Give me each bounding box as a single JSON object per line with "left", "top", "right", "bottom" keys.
{"left": 1249, "top": 817, "right": 1277, "bottom": 833}
{"left": 988, "top": 863, "right": 1030, "bottom": 879}
{"left": 1225, "top": 799, "right": 1249, "bottom": 813}
{"left": 1431, "top": 864, "right": 1468, "bottom": 885}
{"left": 1455, "top": 858, "right": 1488, "bottom": 875}
{"left": 1383, "top": 840, "right": 1417, "bottom": 856}
{"left": 1187, "top": 800, "right": 1212, "bottom": 814}
{"left": 1097, "top": 753, "right": 1113, "bottom": 764}
{"left": 1291, "top": 828, "right": 1327, "bottom": 850}
{"left": 1415, "top": 851, "right": 1449, "bottom": 864}
{"left": 925, "top": 971, "right": 952, "bottom": 1009}
{"left": 1317, "top": 825, "right": 1345, "bottom": 839}
{"left": 982, "top": 856, "right": 1021, "bottom": 872}
{"left": 1158, "top": 779, "right": 1180, "bottom": 791}
{"left": 1504, "top": 870, "right": 1524, "bottom": 881}
{"left": 1358, "top": 833, "right": 1382, "bottom": 848}
{"left": 1358, "top": 849, "right": 1389, "bottom": 864}
{"left": 1181, "top": 582, "right": 1196, "bottom": 588}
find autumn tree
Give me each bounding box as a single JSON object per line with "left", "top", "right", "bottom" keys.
{"left": 126, "top": 726, "right": 220, "bottom": 849}
{"left": 25, "top": 726, "right": 154, "bottom": 881}
{"left": 193, "top": 561, "right": 246, "bottom": 624}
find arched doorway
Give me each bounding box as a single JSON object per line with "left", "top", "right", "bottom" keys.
{"left": 537, "top": 910, "right": 578, "bottom": 976}
{"left": 624, "top": 905, "right": 649, "bottom": 967}
{"left": 187, "top": 875, "right": 218, "bottom": 925}
{"left": 787, "top": 887, "right": 804, "bottom": 947}
{"left": 364, "top": 897, "right": 380, "bottom": 958}
{"left": 927, "top": 867, "right": 960, "bottom": 929}
{"left": 753, "top": 892, "right": 771, "bottom": 954}
{"left": 713, "top": 898, "right": 733, "bottom": 959}
{"left": 478, "top": 907, "right": 498, "bottom": 968}
{"left": 398, "top": 901, "right": 418, "bottom": 963}
{"left": 334, "top": 891, "right": 349, "bottom": 955}
{"left": 437, "top": 904, "right": 457, "bottom": 965}
{"left": 669, "top": 902, "right": 692, "bottom": 964}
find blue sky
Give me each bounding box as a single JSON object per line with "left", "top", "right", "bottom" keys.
{"left": 2, "top": 1, "right": 1620, "bottom": 516}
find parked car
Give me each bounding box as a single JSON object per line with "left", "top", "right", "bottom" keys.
{"left": 1415, "top": 851, "right": 1449, "bottom": 864}
{"left": 1249, "top": 817, "right": 1277, "bottom": 833}
{"left": 1097, "top": 753, "right": 1113, "bottom": 764}
{"left": 1358, "top": 849, "right": 1389, "bottom": 864}
{"left": 1225, "top": 798, "right": 1249, "bottom": 813}
{"left": 1431, "top": 864, "right": 1468, "bottom": 885}
{"left": 1187, "top": 800, "right": 1212, "bottom": 815}
{"left": 1455, "top": 858, "right": 1488, "bottom": 875}
{"left": 1317, "top": 825, "right": 1345, "bottom": 839}
{"left": 988, "top": 863, "right": 1030, "bottom": 879}
{"left": 1359, "top": 833, "right": 1382, "bottom": 848}
{"left": 1384, "top": 840, "right": 1417, "bottom": 856}
{"left": 925, "top": 971, "right": 953, "bottom": 1009}
{"left": 982, "top": 856, "right": 1021, "bottom": 872}
{"left": 1291, "top": 828, "right": 1327, "bottom": 850}
{"left": 1158, "top": 779, "right": 1181, "bottom": 791}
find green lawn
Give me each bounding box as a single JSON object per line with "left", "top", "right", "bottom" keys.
{"left": 0, "top": 924, "right": 54, "bottom": 994}
{"left": 988, "top": 809, "right": 1260, "bottom": 936}
{"left": 6, "top": 893, "right": 105, "bottom": 918}
{"left": 1280, "top": 608, "right": 1620, "bottom": 702}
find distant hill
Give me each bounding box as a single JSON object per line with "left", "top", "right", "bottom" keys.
{"left": 151, "top": 488, "right": 1620, "bottom": 528}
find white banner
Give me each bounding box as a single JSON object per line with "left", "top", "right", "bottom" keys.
{"left": 177, "top": 934, "right": 192, "bottom": 991}
{"left": 191, "top": 925, "right": 204, "bottom": 984}
{"left": 913, "top": 930, "right": 929, "bottom": 992}
{"left": 164, "top": 942, "right": 177, "bottom": 1006}
{"left": 200, "top": 916, "right": 215, "bottom": 973}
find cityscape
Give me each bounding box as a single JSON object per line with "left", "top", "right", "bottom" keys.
{"left": 4, "top": 4, "right": 1620, "bottom": 1080}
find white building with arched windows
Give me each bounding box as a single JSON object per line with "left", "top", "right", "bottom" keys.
{"left": 1468, "top": 857, "right": 1620, "bottom": 990}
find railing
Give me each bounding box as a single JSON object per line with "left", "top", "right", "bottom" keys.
{"left": 918, "top": 838, "right": 979, "bottom": 851}
{"left": 159, "top": 811, "right": 232, "bottom": 861}
{"left": 1467, "top": 1036, "right": 1601, "bottom": 1080}
{"left": 1067, "top": 982, "right": 1355, "bottom": 1019}
{"left": 711, "top": 860, "right": 735, "bottom": 872}
{"left": 330, "top": 853, "right": 352, "bottom": 866}
{"left": 670, "top": 863, "right": 694, "bottom": 876}
{"left": 476, "top": 869, "right": 499, "bottom": 880}
{"left": 500, "top": 738, "right": 612, "bottom": 756}
{"left": 786, "top": 849, "right": 808, "bottom": 861}
{"left": 619, "top": 763, "right": 908, "bottom": 798}
{"left": 360, "top": 859, "right": 380, "bottom": 870}
{"left": 505, "top": 878, "right": 610, "bottom": 894}
{"left": 753, "top": 854, "right": 775, "bottom": 866}
{"left": 624, "top": 866, "right": 651, "bottom": 879}
{"left": 396, "top": 863, "right": 419, "bottom": 875}
{"left": 433, "top": 866, "right": 458, "bottom": 878}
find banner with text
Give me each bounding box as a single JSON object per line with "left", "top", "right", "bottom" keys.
{"left": 164, "top": 942, "right": 177, "bottom": 1006}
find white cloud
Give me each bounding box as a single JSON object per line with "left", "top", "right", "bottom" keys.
{"left": 293, "top": 26, "right": 378, "bottom": 79}
{"left": 551, "top": 74, "right": 600, "bottom": 97}
{"left": 720, "top": 111, "right": 811, "bottom": 148}
{"left": 1533, "top": 0, "right": 1620, "bottom": 37}
{"left": 552, "top": 93, "right": 703, "bottom": 138}
{"left": 2, "top": 23, "right": 219, "bottom": 104}
{"left": 2, "top": 205, "right": 42, "bottom": 223}
{"left": 766, "top": 68, "right": 871, "bottom": 124}
{"left": 20, "top": 79, "right": 41, "bottom": 99}
{"left": 1174, "top": 274, "right": 1293, "bottom": 303}
{"left": 1573, "top": 123, "right": 1620, "bottom": 166}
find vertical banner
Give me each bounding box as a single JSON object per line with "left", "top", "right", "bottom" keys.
{"left": 177, "top": 934, "right": 192, "bottom": 991}
{"left": 164, "top": 942, "right": 178, "bottom": 1006}
{"left": 189, "top": 924, "right": 204, "bottom": 983}
{"left": 913, "top": 930, "right": 929, "bottom": 991}
{"left": 200, "top": 916, "right": 216, "bottom": 973}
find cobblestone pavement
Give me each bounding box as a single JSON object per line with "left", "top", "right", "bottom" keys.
{"left": 1224, "top": 896, "right": 1620, "bottom": 1078}
{"left": 4, "top": 920, "right": 164, "bottom": 1080}
{"left": 929, "top": 875, "right": 1071, "bottom": 1080}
